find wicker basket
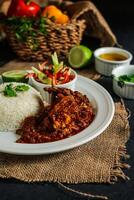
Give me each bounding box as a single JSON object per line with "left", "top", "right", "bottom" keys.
{"left": 5, "top": 1, "right": 117, "bottom": 61}
{"left": 5, "top": 1, "right": 86, "bottom": 61}
{"left": 6, "top": 19, "right": 85, "bottom": 61}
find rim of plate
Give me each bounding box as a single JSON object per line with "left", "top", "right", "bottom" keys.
{"left": 0, "top": 75, "right": 115, "bottom": 155}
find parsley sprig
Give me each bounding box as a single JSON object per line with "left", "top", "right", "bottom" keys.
{"left": 3, "top": 84, "right": 29, "bottom": 97}
{"left": 4, "top": 84, "right": 17, "bottom": 97}
{"left": 4, "top": 16, "right": 48, "bottom": 50}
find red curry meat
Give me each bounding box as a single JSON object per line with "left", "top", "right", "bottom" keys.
{"left": 17, "top": 88, "right": 95, "bottom": 143}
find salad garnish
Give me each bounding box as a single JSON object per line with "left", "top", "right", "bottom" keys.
{"left": 28, "top": 52, "right": 74, "bottom": 85}
{"left": 119, "top": 74, "right": 134, "bottom": 83}
{"left": 3, "top": 84, "right": 29, "bottom": 97}
{"left": 4, "top": 84, "right": 17, "bottom": 97}
{"left": 117, "top": 74, "right": 134, "bottom": 88}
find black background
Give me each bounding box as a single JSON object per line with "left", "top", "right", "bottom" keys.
{"left": 0, "top": 1, "right": 134, "bottom": 199}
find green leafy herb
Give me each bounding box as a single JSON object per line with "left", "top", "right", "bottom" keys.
{"left": 4, "top": 84, "right": 17, "bottom": 97}
{"left": 4, "top": 16, "right": 48, "bottom": 50}
{"left": 117, "top": 80, "right": 124, "bottom": 88}
{"left": 3, "top": 84, "right": 29, "bottom": 97}
{"left": 119, "top": 74, "right": 134, "bottom": 83}
{"left": 15, "top": 85, "right": 29, "bottom": 92}
{"left": 39, "top": 16, "right": 47, "bottom": 34}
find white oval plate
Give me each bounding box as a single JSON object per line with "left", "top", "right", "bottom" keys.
{"left": 0, "top": 75, "right": 115, "bottom": 155}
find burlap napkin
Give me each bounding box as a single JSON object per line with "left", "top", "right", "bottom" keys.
{"left": 0, "top": 62, "right": 130, "bottom": 199}
{"left": 64, "top": 1, "right": 117, "bottom": 46}
{"left": 0, "top": 103, "right": 130, "bottom": 184}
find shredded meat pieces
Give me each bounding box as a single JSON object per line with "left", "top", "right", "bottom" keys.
{"left": 17, "top": 88, "right": 95, "bottom": 143}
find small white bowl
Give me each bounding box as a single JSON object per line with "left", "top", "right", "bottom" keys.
{"left": 30, "top": 69, "right": 77, "bottom": 103}
{"left": 94, "top": 47, "right": 133, "bottom": 76}
{"left": 112, "top": 65, "right": 134, "bottom": 99}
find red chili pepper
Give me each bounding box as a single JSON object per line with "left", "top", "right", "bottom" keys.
{"left": 62, "top": 73, "right": 70, "bottom": 84}
{"left": 7, "top": 0, "right": 40, "bottom": 17}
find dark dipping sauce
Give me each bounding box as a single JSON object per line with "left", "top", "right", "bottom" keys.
{"left": 16, "top": 88, "right": 95, "bottom": 143}
{"left": 99, "top": 53, "right": 127, "bottom": 61}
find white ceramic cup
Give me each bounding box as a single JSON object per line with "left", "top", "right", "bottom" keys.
{"left": 112, "top": 65, "right": 134, "bottom": 99}
{"left": 30, "top": 69, "right": 77, "bottom": 103}
{"left": 94, "top": 47, "right": 133, "bottom": 76}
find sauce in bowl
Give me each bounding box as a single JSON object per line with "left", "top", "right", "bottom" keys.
{"left": 99, "top": 53, "right": 127, "bottom": 61}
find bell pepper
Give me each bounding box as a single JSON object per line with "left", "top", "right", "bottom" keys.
{"left": 42, "top": 5, "right": 69, "bottom": 24}
{"left": 7, "top": 0, "right": 40, "bottom": 17}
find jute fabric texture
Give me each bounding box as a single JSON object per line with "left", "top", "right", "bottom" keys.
{"left": 0, "top": 103, "right": 130, "bottom": 184}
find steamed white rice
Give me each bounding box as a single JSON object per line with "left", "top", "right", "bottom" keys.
{"left": 0, "top": 82, "right": 44, "bottom": 132}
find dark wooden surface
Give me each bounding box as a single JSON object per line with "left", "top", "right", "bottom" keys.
{"left": 0, "top": 1, "right": 134, "bottom": 199}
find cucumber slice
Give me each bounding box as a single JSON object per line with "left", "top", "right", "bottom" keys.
{"left": 2, "top": 70, "right": 28, "bottom": 83}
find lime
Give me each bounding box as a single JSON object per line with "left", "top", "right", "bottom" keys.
{"left": 2, "top": 70, "right": 28, "bottom": 83}
{"left": 68, "top": 45, "right": 93, "bottom": 68}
